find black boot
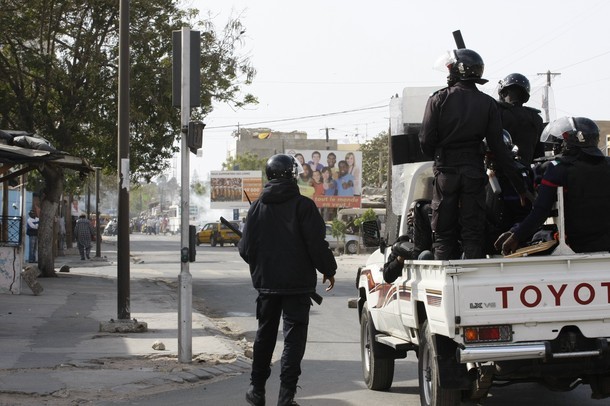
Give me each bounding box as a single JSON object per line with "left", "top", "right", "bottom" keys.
{"left": 277, "top": 385, "right": 299, "bottom": 406}
{"left": 246, "top": 385, "right": 266, "bottom": 406}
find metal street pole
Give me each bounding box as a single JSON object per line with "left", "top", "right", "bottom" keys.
{"left": 117, "top": 0, "right": 130, "bottom": 320}
{"left": 95, "top": 167, "right": 101, "bottom": 257}
{"left": 178, "top": 26, "right": 193, "bottom": 363}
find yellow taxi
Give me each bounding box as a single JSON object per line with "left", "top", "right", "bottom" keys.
{"left": 196, "top": 221, "right": 240, "bottom": 247}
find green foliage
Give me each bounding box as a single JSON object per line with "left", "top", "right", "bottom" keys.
{"left": 222, "top": 152, "right": 267, "bottom": 172}
{"left": 0, "top": 0, "right": 257, "bottom": 182}
{"left": 360, "top": 131, "right": 389, "bottom": 188}
{"left": 330, "top": 219, "right": 347, "bottom": 243}
{"left": 222, "top": 152, "right": 268, "bottom": 182}
{"left": 353, "top": 208, "right": 377, "bottom": 227}
{"left": 191, "top": 180, "right": 206, "bottom": 196}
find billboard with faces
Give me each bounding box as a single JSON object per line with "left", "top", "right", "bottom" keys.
{"left": 285, "top": 149, "right": 362, "bottom": 208}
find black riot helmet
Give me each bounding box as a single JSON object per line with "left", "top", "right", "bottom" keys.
{"left": 498, "top": 73, "right": 531, "bottom": 103}
{"left": 442, "top": 48, "right": 488, "bottom": 85}
{"left": 265, "top": 154, "right": 300, "bottom": 181}
{"left": 541, "top": 116, "right": 603, "bottom": 157}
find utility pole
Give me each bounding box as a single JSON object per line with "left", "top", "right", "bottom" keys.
{"left": 322, "top": 127, "right": 335, "bottom": 150}
{"left": 537, "top": 70, "right": 561, "bottom": 122}
{"left": 99, "top": 0, "right": 148, "bottom": 335}
{"left": 117, "top": 0, "right": 131, "bottom": 322}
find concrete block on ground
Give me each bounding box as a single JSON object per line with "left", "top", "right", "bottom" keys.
{"left": 99, "top": 319, "right": 148, "bottom": 333}
{"left": 21, "top": 265, "right": 43, "bottom": 295}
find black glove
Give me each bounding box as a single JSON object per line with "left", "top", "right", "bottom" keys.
{"left": 494, "top": 232, "right": 519, "bottom": 256}
{"left": 392, "top": 240, "right": 413, "bottom": 259}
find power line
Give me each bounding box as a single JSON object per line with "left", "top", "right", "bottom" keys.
{"left": 205, "top": 104, "right": 386, "bottom": 129}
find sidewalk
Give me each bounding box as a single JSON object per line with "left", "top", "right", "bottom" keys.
{"left": 0, "top": 242, "right": 250, "bottom": 405}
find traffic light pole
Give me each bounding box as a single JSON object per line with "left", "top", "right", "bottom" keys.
{"left": 178, "top": 27, "right": 193, "bottom": 363}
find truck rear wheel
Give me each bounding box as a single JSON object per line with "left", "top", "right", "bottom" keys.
{"left": 360, "top": 305, "right": 394, "bottom": 390}
{"left": 418, "top": 320, "right": 460, "bottom": 406}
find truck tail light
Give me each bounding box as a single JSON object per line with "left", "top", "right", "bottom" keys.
{"left": 463, "top": 325, "right": 512, "bottom": 343}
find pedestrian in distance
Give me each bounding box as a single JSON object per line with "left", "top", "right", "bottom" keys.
{"left": 26, "top": 210, "right": 39, "bottom": 263}
{"left": 74, "top": 214, "right": 94, "bottom": 260}
{"left": 238, "top": 154, "right": 337, "bottom": 406}
{"left": 419, "top": 48, "right": 527, "bottom": 259}
{"left": 496, "top": 117, "right": 610, "bottom": 255}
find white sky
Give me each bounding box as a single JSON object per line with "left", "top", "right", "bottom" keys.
{"left": 182, "top": 0, "right": 610, "bottom": 180}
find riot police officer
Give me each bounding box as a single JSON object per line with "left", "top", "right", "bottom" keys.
{"left": 238, "top": 154, "right": 337, "bottom": 406}
{"left": 496, "top": 117, "right": 610, "bottom": 255}
{"left": 419, "top": 48, "right": 526, "bottom": 259}
{"left": 497, "top": 73, "right": 545, "bottom": 165}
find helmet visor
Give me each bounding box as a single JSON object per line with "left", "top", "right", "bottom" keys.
{"left": 540, "top": 116, "right": 576, "bottom": 143}
{"left": 433, "top": 50, "right": 456, "bottom": 72}
{"left": 295, "top": 159, "right": 304, "bottom": 176}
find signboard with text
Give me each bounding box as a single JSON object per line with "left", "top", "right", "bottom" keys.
{"left": 210, "top": 171, "right": 263, "bottom": 209}
{"left": 284, "top": 149, "right": 362, "bottom": 208}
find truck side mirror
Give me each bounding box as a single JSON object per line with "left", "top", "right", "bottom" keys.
{"left": 362, "top": 220, "right": 384, "bottom": 249}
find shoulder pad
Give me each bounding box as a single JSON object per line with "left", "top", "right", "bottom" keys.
{"left": 430, "top": 87, "right": 448, "bottom": 97}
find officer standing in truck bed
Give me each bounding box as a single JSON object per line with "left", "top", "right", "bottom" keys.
{"left": 419, "top": 48, "right": 526, "bottom": 260}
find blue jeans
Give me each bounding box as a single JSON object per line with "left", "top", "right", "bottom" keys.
{"left": 28, "top": 235, "right": 37, "bottom": 262}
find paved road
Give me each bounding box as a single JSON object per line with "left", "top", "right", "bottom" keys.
{"left": 114, "top": 233, "right": 604, "bottom": 405}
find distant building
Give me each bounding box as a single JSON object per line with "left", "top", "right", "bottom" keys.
{"left": 230, "top": 128, "right": 338, "bottom": 160}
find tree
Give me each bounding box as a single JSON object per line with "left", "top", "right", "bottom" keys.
{"left": 222, "top": 151, "right": 268, "bottom": 183}
{"left": 0, "top": 0, "right": 257, "bottom": 275}
{"left": 330, "top": 219, "right": 347, "bottom": 255}
{"left": 222, "top": 152, "right": 267, "bottom": 172}
{"left": 360, "top": 132, "right": 389, "bottom": 188}
{"left": 353, "top": 208, "right": 378, "bottom": 254}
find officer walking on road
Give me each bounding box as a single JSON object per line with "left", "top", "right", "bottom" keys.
{"left": 496, "top": 117, "right": 610, "bottom": 255}
{"left": 497, "top": 73, "right": 545, "bottom": 165}
{"left": 238, "top": 154, "right": 337, "bottom": 406}
{"left": 419, "top": 48, "right": 526, "bottom": 259}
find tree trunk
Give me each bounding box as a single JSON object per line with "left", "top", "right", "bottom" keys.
{"left": 38, "top": 163, "right": 64, "bottom": 277}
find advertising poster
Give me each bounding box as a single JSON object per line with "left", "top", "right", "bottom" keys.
{"left": 284, "top": 149, "right": 362, "bottom": 208}
{"left": 210, "top": 171, "right": 263, "bottom": 209}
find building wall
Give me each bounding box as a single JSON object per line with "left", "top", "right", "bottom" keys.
{"left": 234, "top": 128, "right": 338, "bottom": 160}
{"left": 597, "top": 121, "right": 610, "bottom": 155}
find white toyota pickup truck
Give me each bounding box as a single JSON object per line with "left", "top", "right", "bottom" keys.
{"left": 355, "top": 161, "right": 610, "bottom": 406}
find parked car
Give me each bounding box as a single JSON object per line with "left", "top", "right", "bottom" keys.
{"left": 197, "top": 222, "right": 240, "bottom": 247}
{"left": 325, "top": 224, "right": 360, "bottom": 255}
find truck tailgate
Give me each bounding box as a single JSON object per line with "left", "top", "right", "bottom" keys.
{"left": 451, "top": 253, "right": 610, "bottom": 341}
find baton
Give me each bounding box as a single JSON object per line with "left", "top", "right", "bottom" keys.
{"left": 453, "top": 30, "right": 466, "bottom": 49}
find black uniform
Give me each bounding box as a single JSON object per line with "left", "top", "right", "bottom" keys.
{"left": 511, "top": 154, "right": 610, "bottom": 253}
{"left": 419, "top": 81, "right": 525, "bottom": 259}
{"left": 238, "top": 178, "right": 337, "bottom": 393}
{"left": 497, "top": 101, "right": 545, "bottom": 165}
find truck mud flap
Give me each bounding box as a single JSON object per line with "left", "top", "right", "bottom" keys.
{"left": 432, "top": 334, "right": 471, "bottom": 389}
